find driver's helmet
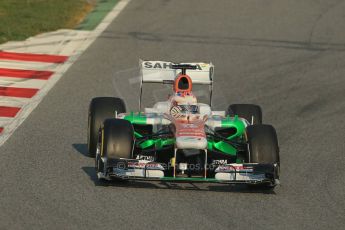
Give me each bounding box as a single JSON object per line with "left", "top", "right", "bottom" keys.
{"left": 173, "top": 74, "right": 192, "bottom": 94}
{"left": 178, "top": 104, "right": 199, "bottom": 114}
{"left": 170, "top": 104, "right": 200, "bottom": 119}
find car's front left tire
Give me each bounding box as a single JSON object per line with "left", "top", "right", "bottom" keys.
{"left": 246, "top": 124, "right": 280, "bottom": 189}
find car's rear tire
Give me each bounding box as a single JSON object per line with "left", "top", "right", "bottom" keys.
{"left": 228, "top": 104, "right": 262, "bottom": 125}
{"left": 101, "top": 118, "right": 134, "bottom": 159}
{"left": 246, "top": 124, "right": 279, "bottom": 189}
{"left": 88, "top": 97, "right": 126, "bottom": 157}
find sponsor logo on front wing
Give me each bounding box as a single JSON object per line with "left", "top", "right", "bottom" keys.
{"left": 127, "top": 161, "right": 163, "bottom": 170}
{"left": 216, "top": 165, "right": 254, "bottom": 173}
{"left": 213, "top": 159, "right": 228, "bottom": 165}
{"left": 136, "top": 155, "right": 155, "bottom": 161}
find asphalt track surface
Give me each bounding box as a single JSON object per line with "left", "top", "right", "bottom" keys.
{"left": 1, "top": 0, "right": 345, "bottom": 229}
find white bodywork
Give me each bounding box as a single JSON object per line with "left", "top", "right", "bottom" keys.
{"left": 145, "top": 101, "right": 213, "bottom": 116}
{"left": 141, "top": 101, "right": 230, "bottom": 150}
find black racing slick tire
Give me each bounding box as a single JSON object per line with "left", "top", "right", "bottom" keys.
{"left": 246, "top": 124, "right": 279, "bottom": 164}
{"left": 87, "top": 97, "right": 126, "bottom": 157}
{"left": 228, "top": 104, "right": 262, "bottom": 125}
{"left": 95, "top": 119, "right": 133, "bottom": 183}
{"left": 101, "top": 118, "right": 134, "bottom": 159}
{"left": 246, "top": 125, "right": 280, "bottom": 189}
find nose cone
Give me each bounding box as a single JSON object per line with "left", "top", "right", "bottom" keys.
{"left": 176, "top": 136, "right": 207, "bottom": 149}
{"left": 174, "top": 120, "right": 206, "bottom": 149}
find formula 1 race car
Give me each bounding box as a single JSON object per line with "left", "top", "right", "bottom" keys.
{"left": 87, "top": 61, "right": 280, "bottom": 189}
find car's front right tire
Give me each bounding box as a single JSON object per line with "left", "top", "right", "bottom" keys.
{"left": 95, "top": 118, "right": 134, "bottom": 181}
{"left": 100, "top": 118, "right": 134, "bottom": 159}
{"left": 87, "top": 97, "right": 126, "bottom": 157}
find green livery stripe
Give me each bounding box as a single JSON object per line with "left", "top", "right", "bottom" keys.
{"left": 139, "top": 138, "right": 174, "bottom": 149}
{"left": 126, "top": 113, "right": 245, "bottom": 156}
{"left": 221, "top": 115, "right": 246, "bottom": 139}
{"left": 134, "top": 131, "right": 143, "bottom": 138}
{"left": 207, "top": 140, "right": 237, "bottom": 156}
{"left": 124, "top": 113, "right": 147, "bottom": 125}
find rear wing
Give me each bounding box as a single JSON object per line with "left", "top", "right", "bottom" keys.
{"left": 139, "top": 60, "right": 214, "bottom": 110}
{"left": 141, "top": 60, "right": 214, "bottom": 85}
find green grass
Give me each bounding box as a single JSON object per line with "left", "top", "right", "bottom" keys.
{"left": 0, "top": 0, "right": 94, "bottom": 44}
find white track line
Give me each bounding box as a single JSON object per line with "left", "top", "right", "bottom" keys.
{"left": 0, "top": 0, "right": 132, "bottom": 146}
{"left": 0, "top": 97, "right": 30, "bottom": 105}
{"left": 0, "top": 61, "right": 56, "bottom": 71}
{"left": 0, "top": 77, "right": 47, "bottom": 89}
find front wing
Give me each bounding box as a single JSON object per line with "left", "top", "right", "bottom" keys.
{"left": 97, "top": 159, "right": 280, "bottom": 186}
